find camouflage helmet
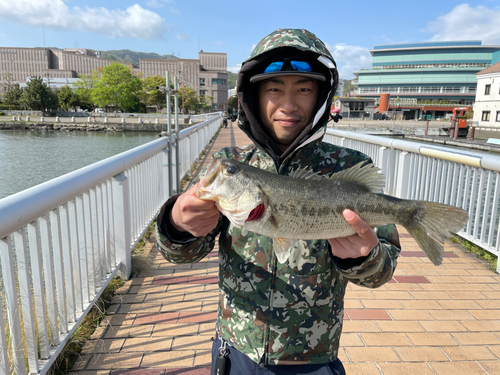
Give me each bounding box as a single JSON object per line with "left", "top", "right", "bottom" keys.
{"left": 245, "top": 28, "right": 335, "bottom": 63}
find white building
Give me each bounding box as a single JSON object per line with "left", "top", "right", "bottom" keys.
{"left": 473, "top": 62, "right": 500, "bottom": 128}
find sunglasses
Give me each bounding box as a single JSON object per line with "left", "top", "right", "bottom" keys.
{"left": 263, "top": 58, "right": 313, "bottom": 73}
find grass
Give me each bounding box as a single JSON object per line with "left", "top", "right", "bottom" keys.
{"left": 451, "top": 234, "right": 498, "bottom": 272}
{"left": 45, "top": 277, "right": 124, "bottom": 375}
{"left": 46, "top": 224, "right": 156, "bottom": 374}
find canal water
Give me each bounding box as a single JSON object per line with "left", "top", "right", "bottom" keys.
{"left": 0, "top": 130, "right": 159, "bottom": 200}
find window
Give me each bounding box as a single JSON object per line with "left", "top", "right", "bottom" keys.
{"left": 211, "top": 78, "right": 226, "bottom": 85}
{"left": 485, "top": 84, "right": 491, "bottom": 95}
{"left": 482, "top": 111, "right": 490, "bottom": 121}
{"left": 496, "top": 111, "right": 500, "bottom": 122}
{"left": 200, "top": 90, "right": 205, "bottom": 96}
{"left": 199, "top": 78, "right": 205, "bottom": 86}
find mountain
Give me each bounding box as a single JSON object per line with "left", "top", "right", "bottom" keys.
{"left": 98, "top": 49, "right": 178, "bottom": 65}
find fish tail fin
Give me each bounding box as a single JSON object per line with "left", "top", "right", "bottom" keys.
{"left": 405, "top": 202, "right": 468, "bottom": 266}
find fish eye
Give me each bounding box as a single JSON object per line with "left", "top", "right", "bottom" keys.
{"left": 226, "top": 165, "right": 237, "bottom": 174}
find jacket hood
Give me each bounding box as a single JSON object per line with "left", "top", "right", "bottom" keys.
{"left": 236, "top": 28, "right": 339, "bottom": 167}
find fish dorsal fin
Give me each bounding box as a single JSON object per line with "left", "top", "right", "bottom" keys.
{"left": 330, "top": 162, "right": 385, "bottom": 193}
{"left": 289, "top": 167, "right": 326, "bottom": 181}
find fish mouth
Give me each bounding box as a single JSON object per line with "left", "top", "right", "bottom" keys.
{"left": 196, "top": 158, "right": 222, "bottom": 200}
{"left": 200, "top": 158, "right": 221, "bottom": 189}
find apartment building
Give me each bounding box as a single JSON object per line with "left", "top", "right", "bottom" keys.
{"left": 472, "top": 61, "right": 500, "bottom": 128}
{"left": 0, "top": 47, "right": 228, "bottom": 110}
{"left": 354, "top": 41, "right": 500, "bottom": 120}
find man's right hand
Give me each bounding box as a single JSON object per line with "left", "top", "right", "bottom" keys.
{"left": 170, "top": 183, "right": 220, "bottom": 237}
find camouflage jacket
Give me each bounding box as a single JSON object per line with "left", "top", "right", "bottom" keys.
{"left": 156, "top": 140, "right": 400, "bottom": 366}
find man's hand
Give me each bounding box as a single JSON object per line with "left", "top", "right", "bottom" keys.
{"left": 170, "top": 183, "right": 220, "bottom": 237}
{"left": 328, "top": 209, "right": 379, "bottom": 259}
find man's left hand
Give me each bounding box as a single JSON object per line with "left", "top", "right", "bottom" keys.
{"left": 328, "top": 209, "right": 379, "bottom": 259}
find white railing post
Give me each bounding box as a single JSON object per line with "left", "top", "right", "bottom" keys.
{"left": 113, "top": 172, "right": 132, "bottom": 279}
{"left": 13, "top": 229, "right": 39, "bottom": 373}
{"left": 0, "top": 300, "right": 9, "bottom": 375}
{"left": 27, "top": 221, "right": 50, "bottom": 360}
{"left": 395, "top": 151, "right": 411, "bottom": 199}
{"left": 39, "top": 215, "right": 60, "bottom": 345}
{"left": 0, "top": 236, "right": 27, "bottom": 375}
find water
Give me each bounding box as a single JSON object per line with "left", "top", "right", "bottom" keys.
{"left": 0, "top": 130, "right": 159, "bottom": 200}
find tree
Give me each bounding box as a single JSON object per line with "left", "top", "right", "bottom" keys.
{"left": 58, "top": 85, "right": 79, "bottom": 111}
{"left": 227, "top": 95, "right": 238, "bottom": 114}
{"left": 20, "top": 77, "right": 59, "bottom": 114}
{"left": 227, "top": 71, "right": 238, "bottom": 89}
{"left": 4, "top": 86, "right": 23, "bottom": 108}
{"left": 91, "top": 63, "right": 142, "bottom": 111}
{"left": 141, "top": 75, "right": 167, "bottom": 111}
{"left": 178, "top": 86, "right": 199, "bottom": 113}
{"left": 73, "top": 70, "right": 101, "bottom": 110}
{"left": 343, "top": 79, "right": 356, "bottom": 97}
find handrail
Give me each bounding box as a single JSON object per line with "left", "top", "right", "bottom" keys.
{"left": 0, "top": 114, "right": 222, "bottom": 375}
{"left": 325, "top": 128, "right": 500, "bottom": 272}
{"left": 0, "top": 138, "right": 169, "bottom": 240}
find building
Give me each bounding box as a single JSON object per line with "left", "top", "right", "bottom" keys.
{"left": 1, "top": 47, "right": 228, "bottom": 111}
{"left": 472, "top": 61, "right": 500, "bottom": 128}
{"left": 332, "top": 97, "right": 375, "bottom": 119}
{"left": 0, "top": 48, "right": 115, "bottom": 86}
{"left": 354, "top": 41, "right": 500, "bottom": 120}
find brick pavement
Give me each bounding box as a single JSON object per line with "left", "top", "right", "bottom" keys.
{"left": 69, "top": 121, "right": 500, "bottom": 375}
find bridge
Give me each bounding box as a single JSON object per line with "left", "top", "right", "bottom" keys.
{"left": 0, "top": 116, "right": 499, "bottom": 374}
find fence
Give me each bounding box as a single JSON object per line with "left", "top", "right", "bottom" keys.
{"left": 0, "top": 114, "right": 221, "bottom": 374}
{"left": 325, "top": 129, "right": 500, "bottom": 272}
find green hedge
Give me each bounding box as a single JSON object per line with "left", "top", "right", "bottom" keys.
{"left": 0, "top": 105, "right": 23, "bottom": 110}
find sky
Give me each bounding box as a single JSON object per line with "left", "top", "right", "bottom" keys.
{"left": 0, "top": 1, "right": 499, "bottom": 80}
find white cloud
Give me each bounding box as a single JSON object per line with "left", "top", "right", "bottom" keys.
{"left": 326, "top": 43, "right": 372, "bottom": 80}
{"left": 176, "top": 33, "right": 189, "bottom": 41}
{"left": 170, "top": 7, "right": 180, "bottom": 16}
{"left": 424, "top": 4, "right": 500, "bottom": 45}
{"left": 227, "top": 63, "right": 241, "bottom": 73}
{"left": 146, "top": 0, "right": 173, "bottom": 8}
{"left": 0, "top": 0, "right": 166, "bottom": 40}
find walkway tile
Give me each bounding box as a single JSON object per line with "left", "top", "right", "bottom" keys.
{"left": 378, "top": 363, "right": 433, "bottom": 374}
{"left": 135, "top": 312, "right": 179, "bottom": 325}
{"left": 342, "top": 363, "right": 380, "bottom": 374}
{"left": 406, "top": 333, "right": 458, "bottom": 346}
{"left": 442, "top": 346, "right": 497, "bottom": 361}
{"left": 346, "top": 347, "right": 400, "bottom": 362}
{"left": 345, "top": 309, "right": 391, "bottom": 320}
{"left": 395, "top": 347, "right": 449, "bottom": 362}
{"left": 178, "top": 312, "right": 217, "bottom": 323}
{"left": 429, "top": 361, "right": 488, "bottom": 374}
{"left": 452, "top": 332, "right": 500, "bottom": 345}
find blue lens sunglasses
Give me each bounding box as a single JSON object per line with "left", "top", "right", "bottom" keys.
{"left": 263, "top": 58, "right": 312, "bottom": 73}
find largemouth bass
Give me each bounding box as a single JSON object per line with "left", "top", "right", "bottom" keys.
{"left": 195, "top": 158, "right": 469, "bottom": 265}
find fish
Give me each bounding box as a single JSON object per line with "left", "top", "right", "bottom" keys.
{"left": 195, "top": 157, "right": 469, "bottom": 265}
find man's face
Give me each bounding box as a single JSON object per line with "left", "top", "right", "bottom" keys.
{"left": 258, "top": 75, "right": 319, "bottom": 152}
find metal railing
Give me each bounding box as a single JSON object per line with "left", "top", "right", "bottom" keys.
{"left": 325, "top": 129, "right": 500, "bottom": 272}
{"left": 0, "top": 115, "right": 221, "bottom": 374}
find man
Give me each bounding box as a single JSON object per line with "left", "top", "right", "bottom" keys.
{"left": 156, "top": 29, "right": 400, "bottom": 374}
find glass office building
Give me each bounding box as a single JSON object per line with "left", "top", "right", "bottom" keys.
{"left": 354, "top": 41, "right": 500, "bottom": 119}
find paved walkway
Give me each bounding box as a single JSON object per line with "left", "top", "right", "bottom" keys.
{"left": 70, "top": 122, "right": 500, "bottom": 375}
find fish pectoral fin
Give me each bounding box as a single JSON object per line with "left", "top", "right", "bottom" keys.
{"left": 273, "top": 238, "right": 297, "bottom": 264}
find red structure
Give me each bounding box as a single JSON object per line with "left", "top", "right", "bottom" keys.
{"left": 379, "top": 93, "right": 390, "bottom": 112}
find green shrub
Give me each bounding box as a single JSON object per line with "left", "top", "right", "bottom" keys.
{"left": 451, "top": 235, "right": 498, "bottom": 272}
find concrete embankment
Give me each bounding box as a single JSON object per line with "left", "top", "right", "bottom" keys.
{"left": 0, "top": 121, "right": 193, "bottom": 132}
